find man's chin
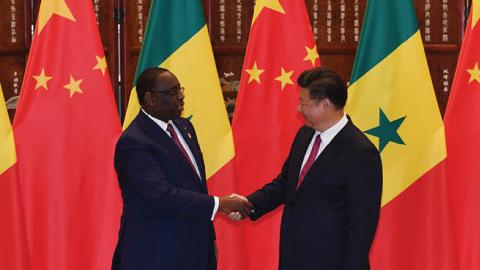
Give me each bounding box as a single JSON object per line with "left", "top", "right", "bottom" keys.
{"left": 303, "top": 121, "right": 313, "bottom": 128}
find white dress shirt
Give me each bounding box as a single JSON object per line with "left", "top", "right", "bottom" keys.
{"left": 142, "top": 110, "right": 219, "bottom": 220}
{"left": 300, "top": 114, "right": 349, "bottom": 172}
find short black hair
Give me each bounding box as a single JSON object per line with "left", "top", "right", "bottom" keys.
{"left": 297, "top": 67, "right": 347, "bottom": 109}
{"left": 136, "top": 67, "right": 170, "bottom": 104}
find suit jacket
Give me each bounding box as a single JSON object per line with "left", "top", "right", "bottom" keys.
{"left": 247, "top": 118, "right": 382, "bottom": 270}
{"left": 112, "top": 112, "right": 216, "bottom": 270}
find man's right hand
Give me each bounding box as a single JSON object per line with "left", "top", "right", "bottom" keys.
{"left": 218, "top": 193, "right": 253, "bottom": 218}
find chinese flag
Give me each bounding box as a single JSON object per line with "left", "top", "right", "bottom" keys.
{"left": 444, "top": 3, "right": 480, "bottom": 268}
{"left": 227, "top": 0, "right": 319, "bottom": 269}
{"left": 12, "top": 1, "right": 122, "bottom": 269}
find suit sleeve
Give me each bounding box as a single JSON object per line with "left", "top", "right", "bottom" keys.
{"left": 115, "top": 136, "right": 215, "bottom": 221}
{"left": 343, "top": 145, "right": 383, "bottom": 270}
{"left": 247, "top": 154, "right": 291, "bottom": 221}
{"left": 246, "top": 126, "right": 309, "bottom": 220}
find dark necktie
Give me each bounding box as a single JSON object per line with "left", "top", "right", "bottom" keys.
{"left": 297, "top": 134, "right": 321, "bottom": 188}
{"left": 166, "top": 123, "right": 196, "bottom": 173}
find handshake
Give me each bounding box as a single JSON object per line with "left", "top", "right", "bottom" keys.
{"left": 218, "top": 193, "right": 254, "bottom": 220}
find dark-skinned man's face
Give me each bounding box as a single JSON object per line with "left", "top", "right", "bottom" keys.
{"left": 144, "top": 71, "right": 185, "bottom": 122}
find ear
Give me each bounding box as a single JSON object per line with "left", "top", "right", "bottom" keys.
{"left": 323, "top": 98, "right": 333, "bottom": 111}
{"left": 144, "top": 91, "right": 155, "bottom": 107}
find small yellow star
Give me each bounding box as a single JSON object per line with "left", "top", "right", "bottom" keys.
{"left": 275, "top": 67, "right": 294, "bottom": 90}
{"left": 245, "top": 62, "right": 265, "bottom": 84}
{"left": 64, "top": 76, "right": 84, "bottom": 98}
{"left": 93, "top": 55, "right": 108, "bottom": 76}
{"left": 473, "top": 0, "right": 480, "bottom": 29}
{"left": 253, "top": 0, "right": 286, "bottom": 23}
{"left": 37, "top": 0, "right": 76, "bottom": 34}
{"left": 33, "top": 68, "right": 53, "bottom": 91}
{"left": 467, "top": 62, "right": 480, "bottom": 84}
{"left": 303, "top": 45, "right": 319, "bottom": 66}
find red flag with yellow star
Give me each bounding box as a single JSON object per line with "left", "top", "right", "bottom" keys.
{"left": 12, "top": 0, "right": 122, "bottom": 269}
{"left": 444, "top": 2, "right": 480, "bottom": 268}
{"left": 222, "top": 0, "right": 319, "bottom": 269}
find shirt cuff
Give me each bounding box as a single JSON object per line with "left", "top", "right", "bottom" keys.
{"left": 211, "top": 196, "right": 219, "bottom": 221}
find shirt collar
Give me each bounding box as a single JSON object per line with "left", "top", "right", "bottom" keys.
{"left": 316, "top": 113, "right": 348, "bottom": 145}
{"left": 141, "top": 109, "right": 172, "bottom": 133}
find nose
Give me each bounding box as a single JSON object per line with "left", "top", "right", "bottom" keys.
{"left": 177, "top": 93, "right": 185, "bottom": 106}
{"left": 177, "top": 90, "right": 185, "bottom": 100}
{"left": 296, "top": 103, "right": 302, "bottom": 112}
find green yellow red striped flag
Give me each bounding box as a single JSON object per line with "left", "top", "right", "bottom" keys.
{"left": 347, "top": 0, "right": 445, "bottom": 206}
{"left": 123, "top": 0, "right": 233, "bottom": 179}
{"left": 346, "top": 0, "right": 453, "bottom": 269}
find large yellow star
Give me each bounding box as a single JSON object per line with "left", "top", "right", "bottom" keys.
{"left": 252, "top": 0, "right": 286, "bottom": 23}
{"left": 467, "top": 63, "right": 480, "bottom": 84}
{"left": 33, "top": 68, "right": 53, "bottom": 91}
{"left": 245, "top": 62, "right": 265, "bottom": 84}
{"left": 64, "top": 76, "right": 84, "bottom": 98}
{"left": 473, "top": 0, "right": 480, "bottom": 29}
{"left": 275, "top": 67, "right": 294, "bottom": 90}
{"left": 303, "top": 45, "right": 320, "bottom": 66}
{"left": 93, "top": 55, "right": 108, "bottom": 76}
{"left": 37, "top": 0, "right": 76, "bottom": 34}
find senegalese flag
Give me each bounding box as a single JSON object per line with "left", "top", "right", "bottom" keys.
{"left": 0, "top": 83, "right": 30, "bottom": 270}
{"left": 123, "top": 0, "right": 233, "bottom": 180}
{"left": 347, "top": 0, "right": 455, "bottom": 269}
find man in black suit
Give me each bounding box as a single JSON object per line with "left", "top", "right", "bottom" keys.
{"left": 111, "top": 67, "right": 252, "bottom": 270}
{"left": 231, "top": 67, "right": 382, "bottom": 270}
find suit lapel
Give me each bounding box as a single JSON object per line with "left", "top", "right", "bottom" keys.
{"left": 136, "top": 113, "right": 202, "bottom": 186}
{"left": 173, "top": 118, "right": 206, "bottom": 182}
{"left": 288, "top": 127, "right": 316, "bottom": 196}
{"left": 294, "top": 121, "right": 353, "bottom": 198}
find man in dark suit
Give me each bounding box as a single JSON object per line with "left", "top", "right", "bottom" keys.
{"left": 111, "top": 67, "right": 252, "bottom": 270}
{"left": 231, "top": 67, "right": 382, "bottom": 270}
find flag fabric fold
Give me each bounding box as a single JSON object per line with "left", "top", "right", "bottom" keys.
{"left": 347, "top": 0, "right": 454, "bottom": 269}
{"left": 444, "top": 2, "right": 480, "bottom": 268}
{"left": 11, "top": 1, "right": 122, "bottom": 269}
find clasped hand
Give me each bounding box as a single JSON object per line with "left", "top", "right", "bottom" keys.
{"left": 218, "top": 193, "right": 254, "bottom": 220}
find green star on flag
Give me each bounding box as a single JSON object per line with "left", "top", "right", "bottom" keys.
{"left": 365, "top": 109, "right": 406, "bottom": 152}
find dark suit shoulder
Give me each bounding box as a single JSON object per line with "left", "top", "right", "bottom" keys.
{"left": 345, "top": 120, "right": 380, "bottom": 157}
{"left": 116, "top": 126, "right": 146, "bottom": 151}
{"left": 294, "top": 125, "right": 316, "bottom": 141}
{"left": 116, "top": 114, "right": 156, "bottom": 150}
{"left": 297, "top": 125, "right": 314, "bottom": 135}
